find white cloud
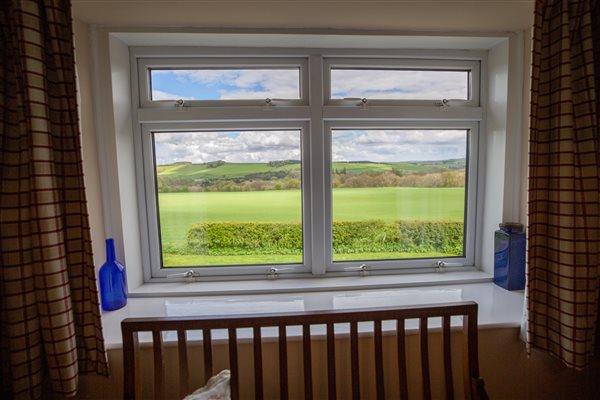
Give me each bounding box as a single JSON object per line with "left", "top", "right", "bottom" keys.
{"left": 154, "top": 129, "right": 466, "bottom": 166}
{"left": 151, "top": 90, "right": 194, "bottom": 101}
{"left": 154, "top": 130, "right": 301, "bottom": 165}
{"left": 331, "top": 70, "right": 468, "bottom": 100}
{"left": 154, "top": 69, "right": 300, "bottom": 100}
{"left": 332, "top": 130, "right": 467, "bottom": 162}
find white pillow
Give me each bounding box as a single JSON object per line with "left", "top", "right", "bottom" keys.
{"left": 183, "top": 370, "right": 231, "bottom": 400}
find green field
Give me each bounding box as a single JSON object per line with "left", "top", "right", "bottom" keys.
{"left": 158, "top": 187, "right": 464, "bottom": 265}
{"left": 156, "top": 159, "right": 466, "bottom": 266}
{"left": 157, "top": 159, "right": 465, "bottom": 180}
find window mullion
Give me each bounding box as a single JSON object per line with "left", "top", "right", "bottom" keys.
{"left": 308, "top": 55, "right": 327, "bottom": 275}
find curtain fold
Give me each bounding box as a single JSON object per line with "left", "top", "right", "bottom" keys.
{"left": 528, "top": 0, "right": 600, "bottom": 369}
{"left": 0, "top": 1, "right": 108, "bottom": 398}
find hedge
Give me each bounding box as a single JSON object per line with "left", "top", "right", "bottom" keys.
{"left": 186, "top": 220, "right": 463, "bottom": 256}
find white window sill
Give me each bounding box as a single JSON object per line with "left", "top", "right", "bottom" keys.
{"left": 129, "top": 269, "right": 492, "bottom": 297}
{"left": 101, "top": 278, "right": 524, "bottom": 350}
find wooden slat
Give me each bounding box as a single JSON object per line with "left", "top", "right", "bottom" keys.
{"left": 397, "top": 319, "right": 408, "bottom": 400}
{"left": 463, "top": 307, "right": 480, "bottom": 400}
{"left": 253, "top": 326, "right": 264, "bottom": 400}
{"left": 279, "top": 325, "right": 289, "bottom": 400}
{"left": 303, "top": 324, "right": 313, "bottom": 400}
{"left": 177, "top": 329, "right": 189, "bottom": 399}
{"left": 122, "top": 329, "right": 137, "bottom": 400}
{"left": 326, "top": 322, "right": 336, "bottom": 400}
{"left": 229, "top": 328, "right": 239, "bottom": 400}
{"left": 350, "top": 321, "right": 360, "bottom": 400}
{"left": 152, "top": 330, "right": 165, "bottom": 400}
{"left": 203, "top": 329, "right": 213, "bottom": 383}
{"left": 442, "top": 316, "right": 455, "bottom": 400}
{"left": 374, "top": 320, "right": 385, "bottom": 400}
{"left": 420, "top": 317, "right": 431, "bottom": 400}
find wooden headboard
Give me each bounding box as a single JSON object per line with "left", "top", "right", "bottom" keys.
{"left": 121, "top": 301, "right": 488, "bottom": 400}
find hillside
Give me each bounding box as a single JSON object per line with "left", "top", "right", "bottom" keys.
{"left": 155, "top": 159, "right": 466, "bottom": 192}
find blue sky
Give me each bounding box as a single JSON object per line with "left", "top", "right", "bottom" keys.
{"left": 151, "top": 69, "right": 300, "bottom": 100}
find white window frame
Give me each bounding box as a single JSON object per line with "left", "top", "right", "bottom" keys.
{"left": 139, "top": 121, "right": 313, "bottom": 279}
{"left": 323, "top": 120, "right": 479, "bottom": 273}
{"left": 131, "top": 48, "right": 485, "bottom": 282}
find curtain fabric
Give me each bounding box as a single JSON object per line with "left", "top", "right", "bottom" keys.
{"left": 0, "top": 1, "right": 108, "bottom": 398}
{"left": 528, "top": 0, "right": 600, "bottom": 369}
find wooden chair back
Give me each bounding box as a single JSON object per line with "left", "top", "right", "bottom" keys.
{"left": 121, "top": 301, "right": 488, "bottom": 400}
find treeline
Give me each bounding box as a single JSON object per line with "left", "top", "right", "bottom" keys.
{"left": 158, "top": 169, "right": 464, "bottom": 193}
{"left": 332, "top": 170, "right": 464, "bottom": 189}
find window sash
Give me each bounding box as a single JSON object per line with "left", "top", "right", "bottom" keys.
{"left": 322, "top": 120, "right": 479, "bottom": 273}
{"left": 323, "top": 58, "right": 480, "bottom": 107}
{"left": 137, "top": 57, "right": 310, "bottom": 108}
{"left": 139, "top": 121, "right": 313, "bottom": 279}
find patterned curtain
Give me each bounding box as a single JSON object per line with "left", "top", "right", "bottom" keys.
{"left": 528, "top": 0, "right": 600, "bottom": 369}
{"left": 0, "top": 1, "right": 108, "bottom": 398}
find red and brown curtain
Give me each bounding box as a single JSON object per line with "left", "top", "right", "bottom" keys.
{"left": 528, "top": 0, "right": 600, "bottom": 369}
{"left": 0, "top": 1, "right": 108, "bottom": 398}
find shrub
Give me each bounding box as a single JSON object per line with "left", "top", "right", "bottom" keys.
{"left": 185, "top": 220, "right": 463, "bottom": 256}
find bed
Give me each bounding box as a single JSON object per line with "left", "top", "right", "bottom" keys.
{"left": 121, "top": 301, "right": 488, "bottom": 400}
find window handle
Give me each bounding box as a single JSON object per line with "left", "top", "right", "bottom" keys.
{"left": 435, "top": 261, "right": 463, "bottom": 272}
{"left": 344, "top": 263, "right": 369, "bottom": 277}
{"left": 267, "top": 267, "right": 294, "bottom": 280}
{"left": 166, "top": 270, "right": 200, "bottom": 281}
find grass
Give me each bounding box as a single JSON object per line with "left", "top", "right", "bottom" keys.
{"left": 158, "top": 187, "right": 465, "bottom": 248}
{"left": 162, "top": 251, "right": 456, "bottom": 266}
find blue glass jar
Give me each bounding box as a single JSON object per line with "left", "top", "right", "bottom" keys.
{"left": 99, "top": 238, "right": 127, "bottom": 311}
{"left": 494, "top": 223, "right": 526, "bottom": 290}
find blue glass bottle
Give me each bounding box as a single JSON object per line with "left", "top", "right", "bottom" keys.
{"left": 99, "top": 238, "right": 127, "bottom": 311}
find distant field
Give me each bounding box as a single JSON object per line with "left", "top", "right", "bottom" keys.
{"left": 156, "top": 159, "right": 465, "bottom": 180}
{"left": 158, "top": 187, "right": 465, "bottom": 248}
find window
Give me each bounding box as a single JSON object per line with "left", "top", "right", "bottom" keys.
{"left": 133, "top": 51, "right": 482, "bottom": 280}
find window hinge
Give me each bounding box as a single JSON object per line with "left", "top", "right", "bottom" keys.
{"left": 166, "top": 269, "right": 200, "bottom": 281}
{"left": 344, "top": 263, "right": 369, "bottom": 277}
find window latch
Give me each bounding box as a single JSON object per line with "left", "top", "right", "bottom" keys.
{"left": 343, "top": 97, "right": 368, "bottom": 110}
{"left": 344, "top": 263, "right": 369, "bottom": 277}
{"left": 166, "top": 269, "right": 200, "bottom": 281}
{"left": 435, "top": 260, "right": 463, "bottom": 272}
{"left": 267, "top": 267, "right": 294, "bottom": 280}
{"left": 174, "top": 99, "right": 186, "bottom": 112}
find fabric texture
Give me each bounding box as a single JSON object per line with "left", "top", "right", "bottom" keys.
{"left": 0, "top": 1, "right": 108, "bottom": 398}
{"left": 528, "top": 0, "right": 600, "bottom": 369}
{"left": 183, "top": 370, "right": 231, "bottom": 400}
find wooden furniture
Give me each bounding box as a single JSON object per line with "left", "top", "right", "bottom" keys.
{"left": 122, "top": 301, "right": 488, "bottom": 400}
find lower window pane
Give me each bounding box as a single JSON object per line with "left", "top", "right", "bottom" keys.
{"left": 331, "top": 129, "right": 467, "bottom": 262}
{"left": 153, "top": 130, "right": 303, "bottom": 267}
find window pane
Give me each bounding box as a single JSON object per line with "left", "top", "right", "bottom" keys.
{"left": 331, "top": 129, "right": 467, "bottom": 262}
{"left": 154, "top": 130, "right": 303, "bottom": 267}
{"left": 150, "top": 68, "right": 301, "bottom": 100}
{"left": 330, "top": 69, "right": 469, "bottom": 100}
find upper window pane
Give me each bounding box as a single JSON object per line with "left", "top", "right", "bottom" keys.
{"left": 331, "top": 129, "right": 468, "bottom": 262}
{"left": 153, "top": 130, "right": 303, "bottom": 267}
{"left": 330, "top": 69, "right": 469, "bottom": 100}
{"left": 150, "top": 68, "right": 301, "bottom": 101}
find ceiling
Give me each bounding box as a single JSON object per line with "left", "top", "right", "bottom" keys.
{"left": 72, "top": 0, "right": 535, "bottom": 32}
